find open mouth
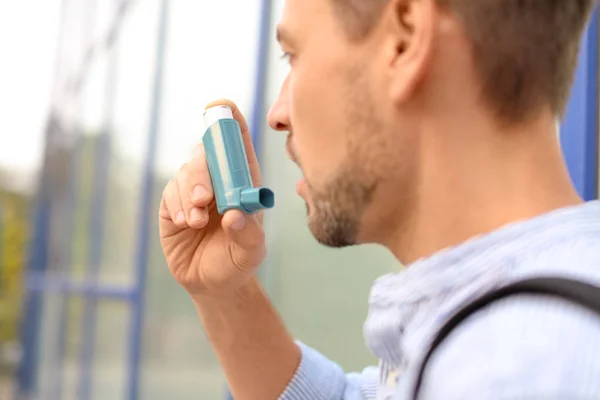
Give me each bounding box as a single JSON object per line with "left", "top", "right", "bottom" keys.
{"left": 285, "top": 134, "right": 307, "bottom": 196}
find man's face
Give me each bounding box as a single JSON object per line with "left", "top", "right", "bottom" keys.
{"left": 268, "top": 0, "right": 420, "bottom": 247}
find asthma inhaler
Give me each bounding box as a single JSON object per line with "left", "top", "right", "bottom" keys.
{"left": 202, "top": 105, "right": 274, "bottom": 214}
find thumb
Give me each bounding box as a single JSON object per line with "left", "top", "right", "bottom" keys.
{"left": 222, "top": 209, "right": 266, "bottom": 266}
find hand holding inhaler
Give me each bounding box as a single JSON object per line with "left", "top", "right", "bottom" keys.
{"left": 158, "top": 99, "right": 272, "bottom": 297}
{"left": 203, "top": 105, "right": 274, "bottom": 214}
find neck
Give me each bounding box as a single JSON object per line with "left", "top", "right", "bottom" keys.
{"left": 385, "top": 112, "right": 582, "bottom": 265}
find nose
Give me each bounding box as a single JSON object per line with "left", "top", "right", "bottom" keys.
{"left": 267, "top": 77, "right": 291, "bottom": 132}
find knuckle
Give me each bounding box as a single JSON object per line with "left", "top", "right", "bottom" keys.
{"left": 188, "top": 168, "right": 211, "bottom": 187}
{"left": 162, "top": 179, "right": 175, "bottom": 198}
{"left": 250, "top": 230, "right": 266, "bottom": 250}
{"left": 229, "top": 241, "right": 265, "bottom": 274}
{"left": 229, "top": 244, "right": 253, "bottom": 272}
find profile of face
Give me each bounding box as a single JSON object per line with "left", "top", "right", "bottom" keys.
{"left": 268, "top": 0, "right": 434, "bottom": 248}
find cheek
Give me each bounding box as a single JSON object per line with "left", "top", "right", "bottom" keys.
{"left": 288, "top": 63, "right": 348, "bottom": 182}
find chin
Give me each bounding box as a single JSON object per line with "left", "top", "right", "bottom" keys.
{"left": 306, "top": 207, "right": 357, "bottom": 248}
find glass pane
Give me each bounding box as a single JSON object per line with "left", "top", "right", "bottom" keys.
{"left": 36, "top": 295, "right": 84, "bottom": 400}
{"left": 90, "top": 300, "right": 130, "bottom": 400}
{"left": 68, "top": 134, "right": 98, "bottom": 281}
{"left": 141, "top": 0, "right": 262, "bottom": 398}
{"left": 154, "top": 0, "right": 261, "bottom": 176}
{"left": 35, "top": 293, "right": 61, "bottom": 398}
{"left": 259, "top": 3, "right": 400, "bottom": 372}
{"left": 62, "top": 297, "right": 85, "bottom": 400}
{"left": 96, "top": 0, "right": 162, "bottom": 286}
{"left": 37, "top": 298, "right": 130, "bottom": 400}
{"left": 57, "top": 0, "right": 116, "bottom": 283}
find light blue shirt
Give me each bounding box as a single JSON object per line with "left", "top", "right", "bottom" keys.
{"left": 279, "top": 201, "right": 600, "bottom": 399}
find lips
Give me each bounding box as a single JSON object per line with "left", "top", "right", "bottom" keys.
{"left": 285, "top": 134, "right": 306, "bottom": 196}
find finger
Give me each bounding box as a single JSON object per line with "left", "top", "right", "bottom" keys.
{"left": 221, "top": 210, "right": 265, "bottom": 252}
{"left": 160, "top": 179, "right": 187, "bottom": 228}
{"left": 205, "top": 98, "right": 262, "bottom": 186}
{"left": 188, "top": 143, "right": 214, "bottom": 208}
{"left": 177, "top": 163, "right": 209, "bottom": 229}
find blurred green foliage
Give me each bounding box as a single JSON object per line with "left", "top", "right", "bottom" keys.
{"left": 0, "top": 190, "right": 29, "bottom": 345}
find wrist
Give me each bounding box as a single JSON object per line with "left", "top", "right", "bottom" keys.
{"left": 188, "top": 275, "right": 301, "bottom": 400}
{"left": 190, "top": 276, "right": 262, "bottom": 308}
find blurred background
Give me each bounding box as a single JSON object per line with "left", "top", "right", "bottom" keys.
{"left": 0, "top": 1, "right": 597, "bottom": 399}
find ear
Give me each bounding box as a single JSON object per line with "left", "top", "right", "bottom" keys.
{"left": 383, "top": 0, "right": 436, "bottom": 103}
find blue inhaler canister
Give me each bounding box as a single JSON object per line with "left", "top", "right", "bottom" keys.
{"left": 202, "top": 105, "right": 274, "bottom": 214}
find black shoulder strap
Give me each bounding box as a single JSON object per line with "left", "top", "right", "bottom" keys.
{"left": 412, "top": 277, "right": 600, "bottom": 399}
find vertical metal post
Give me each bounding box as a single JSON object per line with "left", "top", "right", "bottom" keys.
{"left": 76, "top": 0, "right": 117, "bottom": 397}
{"left": 224, "top": 1, "right": 273, "bottom": 397}
{"left": 15, "top": 0, "right": 70, "bottom": 397}
{"left": 76, "top": 114, "right": 112, "bottom": 400}
{"left": 48, "top": 1, "right": 100, "bottom": 398}
{"left": 560, "top": 8, "right": 599, "bottom": 201}
{"left": 15, "top": 198, "right": 50, "bottom": 400}
{"left": 249, "top": 0, "right": 273, "bottom": 150}
{"left": 253, "top": 0, "right": 279, "bottom": 298}
{"left": 127, "top": 1, "right": 169, "bottom": 399}
{"left": 50, "top": 114, "right": 82, "bottom": 400}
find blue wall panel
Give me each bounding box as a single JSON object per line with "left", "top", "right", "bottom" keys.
{"left": 561, "top": 10, "right": 599, "bottom": 201}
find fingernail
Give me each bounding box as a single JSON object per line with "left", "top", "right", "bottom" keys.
{"left": 190, "top": 207, "right": 205, "bottom": 223}
{"left": 230, "top": 213, "right": 246, "bottom": 231}
{"left": 193, "top": 185, "right": 208, "bottom": 201}
{"left": 175, "top": 211, "right": 186, "bottom": 224}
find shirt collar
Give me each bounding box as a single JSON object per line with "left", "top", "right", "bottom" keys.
{"left": 369, "top": 200, "right": 600, "bottom": 306}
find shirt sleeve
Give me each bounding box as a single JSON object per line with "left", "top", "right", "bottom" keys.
{"left": 224, "top": 341, "right": 379, "bottom": 400}
{"left": 418, "top": 294, "right": 600, "bottom": 400}
{"left": 279, "top": 342, "right": 379, "bottom": 400}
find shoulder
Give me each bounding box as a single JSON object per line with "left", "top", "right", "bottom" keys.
{"left": 419, "top": 282, "right": 600, "bottom": 400}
